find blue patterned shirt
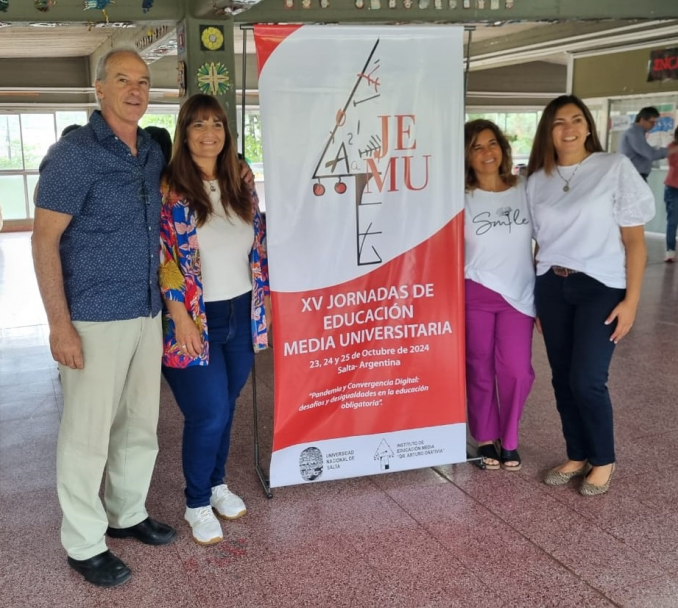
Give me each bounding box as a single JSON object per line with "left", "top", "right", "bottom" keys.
{"left": 36, "top": 110, "right": 164, "bottom": 322}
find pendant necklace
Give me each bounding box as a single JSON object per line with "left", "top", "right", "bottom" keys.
{"left": 207, "top": 179, "right": 217, "bottom": 193}
{"left": 555, "top": 158, "right": 585, "bottom": 193}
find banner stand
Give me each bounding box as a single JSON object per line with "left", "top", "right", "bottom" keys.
{"left": 243, "top": 23, "right": 485, "bottom": 493}
{"left": 240, "top": 26, "right": 273, "bottom": 499}
{"left": 250, "top": 360, "right": 273, "bottom": 498}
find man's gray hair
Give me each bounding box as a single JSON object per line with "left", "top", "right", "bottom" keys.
{"left": 95, "top": 46, "right": 150, "bottom": 84}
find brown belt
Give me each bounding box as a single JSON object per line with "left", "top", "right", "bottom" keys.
{"left": 552, "top": 266, "right": 579, "bottom": 277}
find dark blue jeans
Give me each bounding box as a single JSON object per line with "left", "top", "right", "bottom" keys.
{"left": 665, "top": 185, "right": 678, "bottom": 251}
{"left": 535, "top": 270, "right": 625, "bottom": 466}
{"left": 163, "top": 292, "right": 254, "bottom": 508}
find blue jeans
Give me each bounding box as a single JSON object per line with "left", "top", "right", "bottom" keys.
{"left": 534, "top": 270, "right": 625, "bottom": 466}
{"left": 162, "top": 292, "right": 254, "bottom": 508}
{"left": 665, "top": 185, "right": 678, "bottom": 251}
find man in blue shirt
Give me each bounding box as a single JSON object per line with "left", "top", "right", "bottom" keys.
{"left": 619, "top": 106, "right": 670, "bottom": 180}
{"left": 32, "top": 47, "right": 175, "bottom": 588}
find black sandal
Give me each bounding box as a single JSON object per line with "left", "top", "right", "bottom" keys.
{"left": 500, "top": 448, "right": 522, "bottom": 472}
{"left": 477, "top": 443, "right": 501, "bottom": 470}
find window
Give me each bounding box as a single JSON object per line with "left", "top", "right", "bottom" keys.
{"left": 465, "top": 110, "right": 542, "bottom": 164}
{"left": 139, "top": 113, "right": 177, "bottom": 137}
{"left": 0, "top": 110, "right": 87, "bottom": 221}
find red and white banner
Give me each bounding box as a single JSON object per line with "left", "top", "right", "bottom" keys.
{"left": 255, "top": 25, "right": 466, "bottom": 487}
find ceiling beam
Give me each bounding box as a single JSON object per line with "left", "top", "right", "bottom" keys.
{"left": 0, "top": 0, "right": 183, "bottom": 22}
{"left": 233, "top": 0, "right": 678, "bottom": 24}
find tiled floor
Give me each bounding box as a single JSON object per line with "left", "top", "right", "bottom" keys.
{"left": 2, "top": 229, "right": 678, "bottom": 608}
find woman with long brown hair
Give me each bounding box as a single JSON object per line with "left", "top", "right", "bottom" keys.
{"left": 527, "top": 95, "right": 654, "bottom": 496}
{"left": 464, "top": 119, "right": 535, "bottom": 472}
{"left": 159, "top": 94, "right": 270, "bottom": 544}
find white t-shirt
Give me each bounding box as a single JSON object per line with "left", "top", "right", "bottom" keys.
{"left": 464, "top": 180, "right": 536, "bottom": 317}
{"left": 526, "top": 153, "right": 655, "bottom": 289}
{"left": 196, "top": 184, "right": 254, "bottom": 302}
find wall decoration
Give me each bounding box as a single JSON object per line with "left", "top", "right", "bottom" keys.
{"left": 212, "top": 0, "right": 263, "bottom": 16}
{"left": 177, "top": 60, "right": 187, "bottom": 97}
{"left": 0, "top": 0, "right": 9, "bottom": 11}
{"left": 284, "top": 0, "right": 294, "bottom": 7}
{"left": 34, "top": 0, "right": 56, "bottom": 11}
{"left": 136, "top": 25, "right": 170, "bottom": 52}
{"left": 142, "top": 0, "right": 154, "bottom": 12}
{"left": 196, "top": 62, "right": 231, "bottom": 96}
{"left": 176, "top": 21, "right": 186, "bottom": 55}
{"left": 200, "top": 25, "right": 225, "bottom": 51}
{"left": 320, "top": 0, "right": 329, "bottom": 7}
{"left": 83, "top": 0, "right": 112, "bottom": 22}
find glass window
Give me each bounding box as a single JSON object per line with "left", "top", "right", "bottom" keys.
{"left": 55, "top": 111, "right": 87, "bottom": 139}
{"left": 0, "top": 109, "right": 91, "bottom": 223}
{"left": 465, "top": 110, "right": 541, "bottom": 166}
{"left": 0, "top": 115, "right": 23, "bottom": 171}
{"left": 21, "top": 113, "right": 57, "bottom": 170}
{"left": 139, "top": 113, "right": 177, "bottom": 137}
{"left": 0, "top": 175, "right": 28, "bottom": 220}
{"left": 26, "top": 174, "right": 40, "bottom": 218}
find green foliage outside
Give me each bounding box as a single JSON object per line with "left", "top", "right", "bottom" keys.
{"left": 139, "top": 113, "right": 177, "bottom": 137}
{"left": 465, "top": 111, "right": 542, "bottom": 159}
{"left": 242, "top": 112, "right": 263, "bottom": 163}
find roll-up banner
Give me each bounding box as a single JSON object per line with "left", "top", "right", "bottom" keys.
{"left": 254, "top": 25, "right": 466, "bottom": 487}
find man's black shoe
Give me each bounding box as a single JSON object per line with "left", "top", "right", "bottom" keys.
{"left": 67, "top": 550, "right": 131, "bottom": 588}
{"left": 106, "top": 517, "right": 177, "bottom": 546}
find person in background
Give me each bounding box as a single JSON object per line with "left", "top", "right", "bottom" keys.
{"left": 619, "top": 106, "right": 674, "bottom": 181}
{"left": 527, "top": 94, "right": 654, "bottom": 496}
{"left": 60, "top": 124, "right": 82, "bottom": 138}
{"left": 145, "top": 125, "right": 173, "bottom": 165}
{"left": 464, "top": 119, "right": 536, "bottom": 472}
{"left": 663, "top": 127, "right": 678, "bottom": 263}
{"left": 159, "top": 94, "right": 270, "bottom": 546}
{"left": 32, "top": 47, "right": 175, "bottom": 589}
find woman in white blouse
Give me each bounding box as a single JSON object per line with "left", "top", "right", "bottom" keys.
{"left": 526, "top": 95, "right": 654, "bottom": 496}
{"left": 464, "top": 120, "right": 536, "bottom": 471}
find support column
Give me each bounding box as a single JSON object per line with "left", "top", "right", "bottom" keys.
{"left": 177, "top": 11, "right": 237, "bottom": 136}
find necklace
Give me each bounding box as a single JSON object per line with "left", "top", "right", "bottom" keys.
{"left": 555, "top": 158, "right": 586, "bottom": 192}
{"left": 207, "top": 179, "right": 217, "bottom": 193}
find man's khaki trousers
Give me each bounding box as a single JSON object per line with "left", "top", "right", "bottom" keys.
{"left": 56, "top": 314, "right": 162, "bottom": 560}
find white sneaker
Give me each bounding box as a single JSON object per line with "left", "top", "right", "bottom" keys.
{"left": 210, "top": 484, "right": 247, "bottom": 520}
{"left": 184, "top": 506, "right": 223, "bottom": 545}
{"left": 666, "top": 250, "right": 676, "bottom": 263}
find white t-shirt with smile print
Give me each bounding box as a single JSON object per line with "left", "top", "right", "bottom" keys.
{"left": 464, "top": 179, "right": 536, "bottom": 317}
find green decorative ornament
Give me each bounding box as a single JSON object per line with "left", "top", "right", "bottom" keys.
{"left": 0, "top": 0, "right": 9, "bottom": 13}
{"left": 196, "top": 62, "right": 231, "bottom": 96}
{"left": 35, "top": 0, "right": 57, "bottom": 11}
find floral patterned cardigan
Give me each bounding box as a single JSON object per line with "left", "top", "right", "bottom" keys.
{"left": 158, "top": 181, "right": 270, "bottom": 368}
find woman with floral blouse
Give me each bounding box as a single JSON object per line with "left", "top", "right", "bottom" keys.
{"left": 159, "top": 94, "right": 269, "bottom": 545}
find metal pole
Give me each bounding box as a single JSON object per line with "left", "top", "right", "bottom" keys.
{"left": 241, "top": 24, "right": 273, "bottom": 498}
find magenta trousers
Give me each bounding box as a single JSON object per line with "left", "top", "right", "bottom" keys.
{"left": 465, "top": 279, "right": 535, "bottom": 450}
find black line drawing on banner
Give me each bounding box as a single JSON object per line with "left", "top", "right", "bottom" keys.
{"left": 311, "top": 38, "right": 431, "bottom": 267}
{"left": 312, "top": 39, "right": 384, "bottom": 267}
{"left": 374, "top": 438, "right": 394, "bottom": 470}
